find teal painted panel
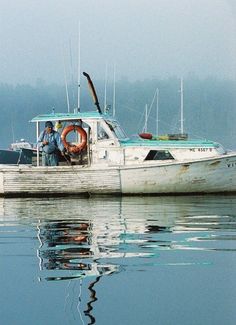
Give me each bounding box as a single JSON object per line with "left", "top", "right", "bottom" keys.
{"left": 119, "top": 139, "right": 220, "bottom": 148}
{"left": 31, "top": 111, "right": 115, "bottom": 122}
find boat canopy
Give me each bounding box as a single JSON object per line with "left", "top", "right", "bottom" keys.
{"left": 30, "top": 112, "right": 116, "bottom": 123}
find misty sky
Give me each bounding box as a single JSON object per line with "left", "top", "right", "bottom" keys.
{"left": 0, "top": 0, "right": 235, "bottom": 85}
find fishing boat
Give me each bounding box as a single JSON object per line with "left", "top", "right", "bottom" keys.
{"left": 0, "top": 72, "right": 236, "bottom": 196}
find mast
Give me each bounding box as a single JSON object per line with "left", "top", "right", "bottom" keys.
{"left": 144, "top": 104, "right": 148, "bottom": 132}
{"left": 112, "top": 63, "right": 116, "bottom": 117}
{"left": 69, "top": 39, "right": 76, "bottom": 111}
{"left": 77, "top": 21, "right": 81, "bottom": 113}
{"left": 62, "top": 48, "right": 70, "bottom": 113}
{"left": 104, "top": 63, "right": 108, "bottom": 112}
{"left": 36, "top": 122, "right": 40, "bottom": 167}
{"left": 180, "top": 77, "right": 184, "bottom": 134}
{"left": 156, "top": 88, "right": 159, "bottom": 135}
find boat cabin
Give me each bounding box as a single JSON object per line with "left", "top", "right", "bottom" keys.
{"left": 32, "top": 112, "right": 127, "bottom": 166}
{"left": 31, "top": 112, "right": 226, "bottom": 167}
{"left": 10, "top": 139, "right": 33, "bottom": 151}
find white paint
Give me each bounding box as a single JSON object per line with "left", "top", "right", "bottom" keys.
{"left": 0, "top": 170, "right": 4, "bottom": 194}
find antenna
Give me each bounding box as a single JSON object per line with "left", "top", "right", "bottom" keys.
{"left": 144, "top": 104, "right": 148, "bottom": 132}
{"left": 156, "top": 88, "right": 159, "bottom": 135}
{"left": 180, "top": 77, "right": 184, "bottom": 134}
{"left": 77, "top": 21, "right": 81, "bottom": 113}
{"left": 112, "top": 63, "right": 116, "bottom": 117}
{"left": 62, "top": 47, "right": 70, "bottom": 113}
{"left": 69, "top": 39, "right": 76, "bottom": 111}
{"left": 104, "top": 63, "right": 108, "bottom": 112}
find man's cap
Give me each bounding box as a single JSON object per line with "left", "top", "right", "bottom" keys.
{"left": 45, "top": 121, "right": 53, "bottom": 128}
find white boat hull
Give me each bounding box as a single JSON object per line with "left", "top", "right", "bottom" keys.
{"left": 1, "top": 153, "right": 236, "bottom": 196}
{"left": 0, "top": 165, "right": 121, "bottom": 196}
{"left": 120, "top": 154, "right": 236, "bottom": 194}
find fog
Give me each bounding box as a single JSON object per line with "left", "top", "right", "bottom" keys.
{"left": 0, "top": 0, "right": 235, "bottom": 85}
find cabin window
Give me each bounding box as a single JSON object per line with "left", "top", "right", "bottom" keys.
{"left": 97, "top": 124, "right": 109, "bottom": 140}
{"left": 144, "top": 150, "right": 174, "bottom": 161}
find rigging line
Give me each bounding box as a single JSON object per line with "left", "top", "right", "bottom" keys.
{"left": 138, "top": 88, "right": 158, "bottom": 133}
{"left": 147, "top": 88, "right": 158, "bottom": 120}
{"left": 170, "top": 116, "right": 181, "bottom": 133}
{"left": 62, "top": 152, "right": 88, "bottom": 192}
{"left": 124, "top": 105, "right": 143, "bottom": 115}
{"left": 137, "top": 108, "right": 146, "bottom": 132}
{"left": 142, "top": 88, "right": 158, "bottom": 133}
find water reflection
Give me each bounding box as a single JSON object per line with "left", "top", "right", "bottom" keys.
{"left": 1, "top": 195, "right": 236, "bottom": 323}
{"left": 1, "top": 195, "right": 236, "bottom": 277}
{"left": 37, "top": 218, "right": 120, "bottom": 281}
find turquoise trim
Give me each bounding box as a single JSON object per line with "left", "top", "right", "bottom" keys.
{"left": 120, "top": 139, "right": 220, "bottom": 148}
{"left": 31, "top": 111, "right": 115, "bottom": 122}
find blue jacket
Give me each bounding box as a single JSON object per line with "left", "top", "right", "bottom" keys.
{"left": 38, "top": 130, "right": 64, "bottom": 154}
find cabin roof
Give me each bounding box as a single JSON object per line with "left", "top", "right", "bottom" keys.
{"left": 31, "top": 111, "right": 115, "bottom": 123}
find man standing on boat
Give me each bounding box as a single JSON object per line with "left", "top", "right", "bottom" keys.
{"left": 38, "top": 121, "right": 65, "bottom": 166}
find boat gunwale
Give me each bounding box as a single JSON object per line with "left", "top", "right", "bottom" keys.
{"left": 0, "top": 151, "right": 235, "bottom": 172}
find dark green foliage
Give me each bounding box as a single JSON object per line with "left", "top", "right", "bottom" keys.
{"left": 0, "top": 77, "right": 236, "bottom": 149}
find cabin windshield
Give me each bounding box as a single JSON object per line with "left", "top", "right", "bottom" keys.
{"left": 106, "top": 120, "right": 127, "bottom": 139}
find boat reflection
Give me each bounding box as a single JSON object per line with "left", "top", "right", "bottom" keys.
{"left": 37, "top": 218, "right": 120, "bottom": 281}
{"left": 0, "top": 194, "right": 236, "bottom": 280}
{"left": 1, "top": 195, "right": 236, "bottom": 324}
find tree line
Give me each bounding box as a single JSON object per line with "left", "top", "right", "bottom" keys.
{"left": 0, "top": 77, "right": 236, "bottom": 149}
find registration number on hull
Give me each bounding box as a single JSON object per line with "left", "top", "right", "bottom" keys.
{"left": 189, "top": 148, "right": 213, "bottom": 152}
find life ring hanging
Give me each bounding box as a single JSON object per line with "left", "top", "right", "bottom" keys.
{"left": 61, "top": 125, "right": 87, "bottom": 154}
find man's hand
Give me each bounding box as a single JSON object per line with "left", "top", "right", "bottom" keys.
{"left": 61, "top": 148, "right": 67, "bottom": 156}
{"left": 43, "top": 140, "right": 49, "bottom": 145}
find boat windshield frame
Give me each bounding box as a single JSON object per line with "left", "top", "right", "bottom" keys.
{"left": 105, "top": 120, "right": 128, "bottom": 140}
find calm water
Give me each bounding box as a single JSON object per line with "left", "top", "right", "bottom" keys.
{"left": 0, "top": 195, "right": 236, "bottom": 325}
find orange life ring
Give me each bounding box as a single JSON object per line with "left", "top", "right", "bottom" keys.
{"left": 61, "top": 125, "right": 87, "bottom": 154}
